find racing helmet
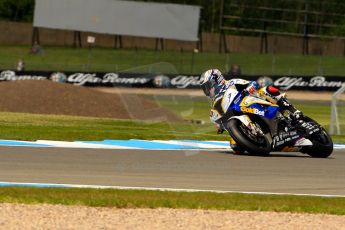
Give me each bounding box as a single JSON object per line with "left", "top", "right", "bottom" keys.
{"left": 200, "top": 69, "right": 225, "bottom": 98}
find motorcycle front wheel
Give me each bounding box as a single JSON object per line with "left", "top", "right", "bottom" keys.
{"left": 227, "top": 119, "right": 271, "bottom": 156}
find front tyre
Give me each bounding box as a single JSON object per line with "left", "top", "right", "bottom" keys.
{"left": 227, "top": 119, "right": 271, "bottom": 156}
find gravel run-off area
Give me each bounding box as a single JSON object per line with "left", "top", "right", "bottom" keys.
{"left": 0, "top": 203, "right": 344, "bottom": 230}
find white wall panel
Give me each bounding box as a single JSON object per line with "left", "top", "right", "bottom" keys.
{"left": 34, "top": 0, "right": 200, "bottom": 41}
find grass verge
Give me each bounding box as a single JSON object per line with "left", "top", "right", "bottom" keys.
{"left": 0, "top": 112, "right": 224, "bottom": 141}
{"left": 2, "top": 45, "right": 345, "bottom": 75}
{"left": 0, "top": 187, "right": 345, "bottom": 215}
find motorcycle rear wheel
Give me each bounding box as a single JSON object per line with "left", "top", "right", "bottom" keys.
{"left": 227, "top": 119, "right": 271, "bottom": 156}
{"left": 301, "top": 127, "right": 333, "bottom": 158}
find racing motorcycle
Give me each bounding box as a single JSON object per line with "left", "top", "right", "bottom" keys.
{"left": 221, "top": 88, "right": 333, "bottom": 158}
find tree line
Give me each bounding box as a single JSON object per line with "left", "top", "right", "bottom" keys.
{"left": 0, "top": 0, "right": 34, "bottom": 22}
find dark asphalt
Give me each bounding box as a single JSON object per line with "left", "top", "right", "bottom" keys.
{"left": 0, "top": 146, "right": 344, "bottom": 195}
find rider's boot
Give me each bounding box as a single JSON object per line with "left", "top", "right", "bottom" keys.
{"left": 260, "top": 85, "right": 303, "bottom": 120}
{"left": 276, "top": 95, "right": 303, "bottom": 120}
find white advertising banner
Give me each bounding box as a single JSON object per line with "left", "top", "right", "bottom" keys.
{"left": 34, "top": 0, "right": 200, "bottom": 41}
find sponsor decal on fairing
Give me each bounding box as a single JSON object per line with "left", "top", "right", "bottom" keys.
{"left": 240, "top": 107, "right": 265, "bottom": 116}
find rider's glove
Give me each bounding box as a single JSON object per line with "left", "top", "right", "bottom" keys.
{"left": 217, "top": 128, "right": 225, "bottom": 134}
{"left": 215, "top": 124, "right": 224, "bottom": 134}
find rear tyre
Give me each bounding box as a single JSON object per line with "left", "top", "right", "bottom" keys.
{"left": 227, "top": 119, "right": 271, "bottom": 156}
{"left": 301, "top": 127, "right": 333, "bottom": 158}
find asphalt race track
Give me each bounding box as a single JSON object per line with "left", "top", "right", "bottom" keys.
{"left": 0, "top": 146, "right": 344, "bottom": 196}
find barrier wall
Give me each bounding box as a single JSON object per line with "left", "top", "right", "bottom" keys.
{"left": 1, "top": 69, "right": 345, "bottom": 91}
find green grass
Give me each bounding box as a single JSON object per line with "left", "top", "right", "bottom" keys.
{"left": 1, "top": 187, "right": 345, "bottom": 215}
{"left": 149, "top": 95, "right": 211, "bottom": 121}
{"left": 0, "top": 112, "right": 224, "bottom": 141}
{"left": 2, "top": 45, "right": 345, "bottom": 75}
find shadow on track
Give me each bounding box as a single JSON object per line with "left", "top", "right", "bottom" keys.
{"left": 217, "top": 150, "right": 335, "bottom": 159}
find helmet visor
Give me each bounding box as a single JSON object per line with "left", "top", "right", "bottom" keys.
{"left": 201, "top": 78, "right": 217, "bottom": 97}
{"left": 201, "top": 82, "right": 210, "bottom": 96}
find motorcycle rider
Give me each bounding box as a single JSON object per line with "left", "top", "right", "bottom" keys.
{"left": 200, "top": 69, "right": 307, "bottom": 153}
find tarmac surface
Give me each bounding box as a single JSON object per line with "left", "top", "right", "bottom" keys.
{"left": 0, "top": 146, "right": 344, "bottom": 196}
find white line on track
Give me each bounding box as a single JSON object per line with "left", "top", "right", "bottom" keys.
{"left": 36, "top": 140, "right": 138, "bottom": 149}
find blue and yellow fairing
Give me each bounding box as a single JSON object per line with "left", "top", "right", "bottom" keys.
{"left": 231, "top": 95, "right": 280, "bottom": 119}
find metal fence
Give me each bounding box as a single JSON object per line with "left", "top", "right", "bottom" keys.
{"left": 219, "top": 0, "right": 345, "bottom": 54}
